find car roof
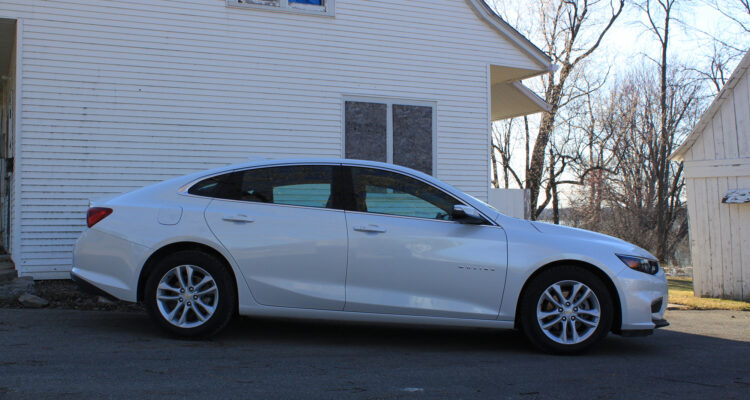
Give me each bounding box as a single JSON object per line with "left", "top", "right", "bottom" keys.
{"left": 202, "top": 158, "right": 436, "bottom": 183}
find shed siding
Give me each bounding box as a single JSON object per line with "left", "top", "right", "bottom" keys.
{"left": 683, "top": 61, "right": 750, "bottom": 301}
{"left": 2, "top": 0, "right": 537, "bottom": 277}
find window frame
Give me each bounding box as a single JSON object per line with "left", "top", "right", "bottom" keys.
{"left": 182, "top": 163, "right": 347, "bottom": 211}
{"left": 226, "top": 0, "right": 334, "bottom": 17}
{"left": 342, "top": 165, "right": 484, "bottom": 224}
{"left": 180, "top": 163, "right": 496, "bottom": 226}
{"left": 342, "top": 96, "right": 438, "bottom": 176}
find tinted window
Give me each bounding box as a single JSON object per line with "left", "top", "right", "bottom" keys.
{"left": 350, "top": 167, "right": 460, "bottom": 220}
{"left": 189, "top": 165, "right": 336, "bottom": 209}
{"left": 188, "top": 173, "right": 239, "bottom": 199}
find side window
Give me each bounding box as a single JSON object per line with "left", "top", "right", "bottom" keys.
{"left": 189, "top": 165, "right": 336, "bottom": 209}
{"left": 350, "top": 167, "right": 460, "bottom": 220}
{"left": 188, "top": 172, "right": 240, "bottom": 199}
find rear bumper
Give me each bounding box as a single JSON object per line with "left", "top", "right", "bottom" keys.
{"left": 72, "top": 228, "right": 151, "bottom": 302}
{"left": 70, "top": 271, "right": 118, "bottom": 301}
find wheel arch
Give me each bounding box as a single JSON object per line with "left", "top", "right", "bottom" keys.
{"left": 137, "top": 241, "right": 238, "bottom": 307}
{"left": 513, "top": 259, "right": 623, "bottom": 333}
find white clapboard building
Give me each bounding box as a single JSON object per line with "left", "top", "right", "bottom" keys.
{"left": 670, "top": 50, "right": 750, "bottom": 301}
{"left": 0, "top": 0, "right": 552, "bottom": 279}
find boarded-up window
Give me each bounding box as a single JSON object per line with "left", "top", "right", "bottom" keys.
{"left": 344, "top": 99, "right": 435, "bottom": 175}
{"left": 345, "top": 101, "right": 387, "bottom": 162}
{"left": 393, "top": 104, "right": 433, "bottom": 176}
{"left": 226, "top": 0, "right": 332, "bottom": 16}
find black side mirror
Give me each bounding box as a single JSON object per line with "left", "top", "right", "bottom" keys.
{"left": 452, "top": 205, "right": 486, "bottom": 225}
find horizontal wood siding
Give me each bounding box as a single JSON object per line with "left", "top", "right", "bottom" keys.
{"left": 684, "top": 61, "right": 750, "bottom": 301}
{"left": 1, "top": 0, "right": 538, "bottom": 276}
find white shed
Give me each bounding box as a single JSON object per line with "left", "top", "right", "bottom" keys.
{"left": 0, "top": 0, "right": 553, "bottom": 278}
{"left": 670, "top": 50, "right": 750, "bottom": 301}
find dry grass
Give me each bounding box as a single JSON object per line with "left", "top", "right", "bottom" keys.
{"left": 668, "top": 277, "right": 750, "bottom": 311}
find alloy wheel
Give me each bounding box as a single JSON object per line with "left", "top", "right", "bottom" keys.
{"left": 536, "top": 280, "right": 601, "bottom": 345}
{"left": 155, "top": 264, "right": 220, "bottom": 328}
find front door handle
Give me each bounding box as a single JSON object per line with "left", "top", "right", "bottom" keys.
{"left": 222, "top": 214, "right": 255, "bottom": 223}
{"left": 353, "top": 224, "right": 387, "bottom": 233}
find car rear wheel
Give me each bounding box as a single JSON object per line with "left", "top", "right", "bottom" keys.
{"left": 144, "top": 250, "right": 236, "bottom": 338}
{"left": 520, "top": 265, "right": 613, "bottom": 354}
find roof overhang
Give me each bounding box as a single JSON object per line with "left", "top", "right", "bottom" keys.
{"left": 492, "top": 81, "right": 551, "bottom": 120}
{"left": 670, "top": 49, "right": 750, "bottom": 162}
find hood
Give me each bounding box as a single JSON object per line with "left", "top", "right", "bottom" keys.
{"left": 531, "top": 221, "right": 656, "bottom": 260}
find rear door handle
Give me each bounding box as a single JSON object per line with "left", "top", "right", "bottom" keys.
{"left": 222, "top": 214, "right": 255, "bottom": 223}
{"left": 353, "top": 224, "right": 387, "bottom": 233}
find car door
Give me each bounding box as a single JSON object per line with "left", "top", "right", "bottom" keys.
{"left": 343, "top": 166, "right": 508, "bottom": 320}
{"left": 200, "top": 164, "right": 348, "bottom": 311}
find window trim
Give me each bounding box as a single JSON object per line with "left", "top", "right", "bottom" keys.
{"left": 342, "top": 166, "right": 495, "bottom": 226}
{"left": 181, "top": 163, "right": 346, "bottom": 211}
{"left": 342, "top": 96, "right": 438, "bottom": 176}
{"left": 179, "top": 162, "right": 498, "bottom": 226}
{"left": 226, "top": 0, "right": 334, "bottom": 17}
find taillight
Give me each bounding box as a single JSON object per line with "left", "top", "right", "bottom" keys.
{"left": 87, "top": 207, "right": 113, "bottom": 228}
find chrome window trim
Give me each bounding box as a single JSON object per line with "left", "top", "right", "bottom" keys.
{"left": 177, "top": 162, "right": 341, "bottom": 195}
{"left": 343, "top": 209, "right": 500, "bottom": 227}
{"left": 344, "top": 163, "right": 498, "bottom": 226}
{"left": 178, "top": 161, "right": 498, "bottom": 226}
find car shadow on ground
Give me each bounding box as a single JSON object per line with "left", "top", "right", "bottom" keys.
{"left": 175, "top": 314, "right": 670, "bottom": 356}
{"left": 70, "top": 310, "right": 744, "bottom": 359}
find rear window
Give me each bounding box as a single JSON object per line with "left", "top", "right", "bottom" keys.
{"left": 188, "top": 165, "right": 336, "bottom": 209}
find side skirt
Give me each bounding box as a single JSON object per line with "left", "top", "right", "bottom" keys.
{"left": 238, "top": 305, "right": 516, "bottom": 330}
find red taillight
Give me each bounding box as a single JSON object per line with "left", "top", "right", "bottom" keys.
{"left": 87, "top": 207, "right": 113, "bottom": 228}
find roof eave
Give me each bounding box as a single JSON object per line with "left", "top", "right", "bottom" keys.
{"left": 669, "top": 49, "right": 750, "bottom": 162}
{"left": 466, "top": 0, "right": 555, "bottom": 74}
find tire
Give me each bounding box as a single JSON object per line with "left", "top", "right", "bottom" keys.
{"left": 519, "top": 265, "right": 613, "bottom": 354}
{"left": 144, "top": 250, "right": 236, "bottom": 338}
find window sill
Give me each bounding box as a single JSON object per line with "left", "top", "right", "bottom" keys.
{"left": 226, "top": 0, "right": 335, "bottom": 17}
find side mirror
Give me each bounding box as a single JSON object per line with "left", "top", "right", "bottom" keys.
{"left": 452, "top": 205, "right": 486, "bottom": 225}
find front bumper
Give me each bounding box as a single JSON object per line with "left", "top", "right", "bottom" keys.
{"left": 615, "top": 265, "right": 669, "bottom": 334}
{"left": 619, "top": 318, "right": 669, "bottom": 337}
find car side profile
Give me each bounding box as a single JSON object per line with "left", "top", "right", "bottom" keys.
{"left": 72, "top": 159, "right": 668, "bottom": 353}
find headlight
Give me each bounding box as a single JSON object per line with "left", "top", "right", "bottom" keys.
{"left": 617, "top": 254, "right": 659, "bottom": 275}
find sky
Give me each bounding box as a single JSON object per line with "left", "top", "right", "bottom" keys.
{"left": 600, "top": 1, "right": 746, "bottom": 76}
{"left": 487, "top": 0, "right": 749, "bottom": 206}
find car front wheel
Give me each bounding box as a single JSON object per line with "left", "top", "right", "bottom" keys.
{"left": 520, "top": 265, "right": 613, "bottom": 354}
{"left": 144, "top": 250, "right": 236, "bottom": 338}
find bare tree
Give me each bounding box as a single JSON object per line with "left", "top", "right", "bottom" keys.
{"left": 491, "top": 119, "right": 524, "bottom": 189}
{"left": 565, "top": 63, "right": 700, "bottom": 263}
{"left": 703, "top": 0, "right": 750, "bottom": 32}
{"left": 634, "top": 0, "right": 697, "bottom": 261}
{"left": 523, "top": 0, "right": 625, "bottom": 220}
{"left": 691, "top": 0, "right": 750, "bottom": 93}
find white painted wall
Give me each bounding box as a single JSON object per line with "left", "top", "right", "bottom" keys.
{"left": 683, "top": 55, "right": 750, "bottom": 301}
{"left": 0, "top": 0, "right": 542, "bottom": 277}
{"left": 488, "top": 188, "right": 528, "bottom": 219}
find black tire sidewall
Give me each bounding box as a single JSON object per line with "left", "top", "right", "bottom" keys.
{"left": 520, "top": 266, "right": 614, "bottom": 354}
{"left": 144, "top": 250, "right": 236, "bottom": 338}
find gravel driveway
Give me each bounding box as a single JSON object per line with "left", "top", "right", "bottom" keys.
{"left": 0, "top": 308, "right": 748, "bottom": 399}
